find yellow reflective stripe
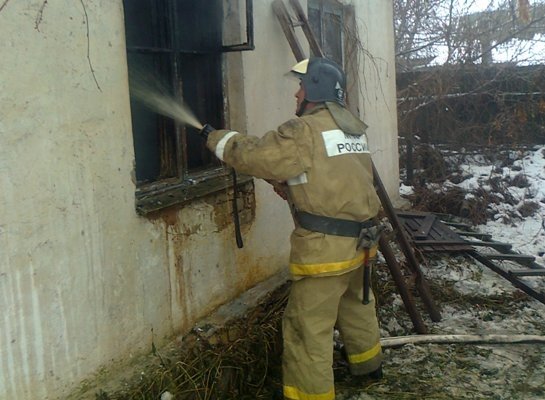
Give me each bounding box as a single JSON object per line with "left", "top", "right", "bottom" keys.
{"left": 347, "top": 342, "right": 382, "bottom": 364}
{"left": 284, "top": 385, "right": 335, "bottom": 400}
{"left": 289, "top": 244, "right": 379, "bottom": 276}
{"left": 289, "top": 253, "right": 365, "bottom": 275}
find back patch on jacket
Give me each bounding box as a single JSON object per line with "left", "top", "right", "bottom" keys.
{"left": 321, "top": 129, "right": 369, "bottom": 157}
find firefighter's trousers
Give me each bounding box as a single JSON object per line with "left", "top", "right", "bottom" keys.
{"left": 282, "top": 266, "right": 382, "bottom": 400}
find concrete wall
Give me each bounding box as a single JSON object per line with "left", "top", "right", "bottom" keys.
{"left": 0, "top": 1, "right": 398, "bottom": 399}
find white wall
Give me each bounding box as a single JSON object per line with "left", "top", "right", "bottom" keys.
{"left": 352, "top": 0, "right": 400, "bottom": 200}
{"left": 0, "top": 1, "right": 399, "bottom": 399}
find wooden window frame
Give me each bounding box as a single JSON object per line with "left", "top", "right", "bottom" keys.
{"left": 123, "top": 0, "right": 254, "bottom": 215}
{"left": 308, "top": 0, "right": 345, "bottom": 66}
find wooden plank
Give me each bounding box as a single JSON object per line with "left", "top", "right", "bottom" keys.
{"left": 508, "top": 269, "right": 545, "bottom": 277}
{"left": 444, "top": 221, "right": 472, "bottom": 230}
{"left": 485, "top": 253, "right": 536, "bottom": 263}
{"left": 396, "top": 210, "right": 429, "bottom": 218}
{"left": 466, "top": 240, "right": 512, "bottom": 251}
{"left": 272, "top": 0, "right": 306, "bottom": 61}
{"left": 379, "top": 237, "right": 428, "bottom": 334}
{"left": 414, "top": 240, "right": 512, "bottom": 252}
{"left": 288, "top": 0, "right": 324, "bottom": 57}
{"left": 406, "top": 219, "right": 420, "bottom": 232}
{"left": 433, "top": 221, "right": 465, "bottom": 241}
{"left": 469, "top": 250, "right": 545, "bottom": 305}
{"left": 414, "top": 214, "right": 436, "bottom": 240}
{"left": 455, "top": 231, "right": 493, "bottom": 241}
{"left": 397, "top": 212, "right": 474, "bottom": 252}
{"left": 419, "top": 245, "right": 473, "bottom": 253}
{"left": 413, "top": 239, "right": 471, "bottom": 248}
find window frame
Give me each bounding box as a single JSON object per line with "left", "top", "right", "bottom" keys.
{"left": 308, "top": 0, "right": 361, "bottom": 115}
{"left": 123, "top": 0, "right": 254, "bottom": 215}
{"left": 308, "top": 0, "right": 345, "bottom": 67}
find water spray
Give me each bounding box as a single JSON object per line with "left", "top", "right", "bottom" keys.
{"left": 130, "top": 78, "right": 219, "bottom": 143}
{"left": 129, "top": 77, "right": 204, "bottom": 130}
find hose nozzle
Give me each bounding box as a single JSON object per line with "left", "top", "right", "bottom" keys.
{"left": 200, "top": 124, "right": 215, "bottom": 139}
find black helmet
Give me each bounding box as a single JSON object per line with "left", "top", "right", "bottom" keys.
{"left": 290, "top": 57, "right": 346, "bottom": 106}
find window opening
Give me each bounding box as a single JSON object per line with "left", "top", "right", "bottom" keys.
{"left": 123, "top": 0, "right": 255, "bottom": 213}
{"left": 124, "top": 0, "right": 223, "bottom": 184}
{"left": 308, "top": 0, "right": 344, "bottom": 66}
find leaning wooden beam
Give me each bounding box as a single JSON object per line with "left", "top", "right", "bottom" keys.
{"left": 443, "top": 221, "right": 472, "bottom": 230}
{"left": 381, "top": 334, "right": 545, "bottom": 348}
{"left": 288, "top": 0, "right": 324, "bottom": 57}
{"left": 272, "top": 0, "right": 306, "bottom": 62}
{"left": 379, "top": 236, "right": 428, "bottom": 334}
{"left": 373, "top": 163, "right": 442, "bottom": 322}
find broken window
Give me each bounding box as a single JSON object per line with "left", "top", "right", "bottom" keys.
{"left": 122, "top": 0, "right": 254, "bottom": 214}
{"left": 308, "top": 0, "right": 344, "bottom": 66}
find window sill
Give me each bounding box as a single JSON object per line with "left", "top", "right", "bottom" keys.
{"left": 135, "top": 170, "right": 253, "bottom": 215}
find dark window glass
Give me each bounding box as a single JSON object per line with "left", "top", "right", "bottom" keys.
{"left": 323, "top": 11, "right": 342, "bottom": 65}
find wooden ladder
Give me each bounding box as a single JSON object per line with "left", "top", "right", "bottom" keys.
{"left": 272, "top": 0, "right": 441, "bottom": 334}
{"left": 272, "top": 0, "right": 323, "bottom": 62}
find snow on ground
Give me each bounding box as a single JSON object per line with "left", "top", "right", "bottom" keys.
{"left": 472, "top": 147, "right": 545, "bottom": 265}
{"left": 338, "top": 145, "right": 545, "bottom": 400}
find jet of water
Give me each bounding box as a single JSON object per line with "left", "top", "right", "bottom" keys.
{"left": 128, "top": 70, "right": 203, "bottom": 130}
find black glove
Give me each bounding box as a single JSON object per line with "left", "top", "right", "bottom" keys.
{"left": 199, "top": 124, "right": 215, "bottom": 139}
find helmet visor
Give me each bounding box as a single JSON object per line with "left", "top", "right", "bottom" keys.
{"left": 285, "top": 59, "right": 309, "bottom": 80}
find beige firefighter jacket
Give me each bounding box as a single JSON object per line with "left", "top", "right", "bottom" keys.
{"left": 207, "top": 103, "right": 381, "bottom": 278}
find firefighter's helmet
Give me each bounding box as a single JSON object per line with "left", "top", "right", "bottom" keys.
{"left": 290, "top": 57, "right": 346, "bottom": 106}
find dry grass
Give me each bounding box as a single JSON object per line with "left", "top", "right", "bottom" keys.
{"left": 95, "top": 286, "right": 288, "bottom": 400}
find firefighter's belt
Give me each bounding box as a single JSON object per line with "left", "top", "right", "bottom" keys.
{"left": 295, "top": 211, "right": 375, "bottom": 237}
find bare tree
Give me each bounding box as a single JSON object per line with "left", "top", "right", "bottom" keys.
{"left": 394, "top": 1, "right": 545, "bottom": 189}
{"left": 394, "top": 0, "right": 545, "bottom": 69}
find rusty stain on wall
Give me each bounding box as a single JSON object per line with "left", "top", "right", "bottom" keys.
{"left": 207, "top": 182, "right": 256, "bottom": 233}
{"left": 144, "top": 182, "right": 257, "bottom": 333}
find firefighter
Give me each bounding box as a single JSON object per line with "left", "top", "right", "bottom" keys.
{"left": 204, "top": 57, "right": 383, "bottom": 400}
